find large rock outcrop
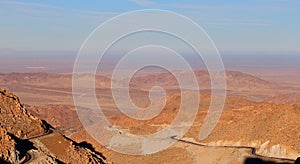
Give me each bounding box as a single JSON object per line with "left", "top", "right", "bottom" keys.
{"left": 0, "top": 127, "right": 19, "bottom": 164}
{"left": 0, "top": 88, "right": 47, "bottom": 138}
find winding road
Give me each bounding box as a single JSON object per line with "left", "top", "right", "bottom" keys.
{"left": 18, "top": 129, "right": 296, "bottom": 163}
{"left": 19, "top": 128, "right": 55, "bottom": 164}
{"left": 171, "top": 136, "right": 296, "bottom": 163}
{"left": 20, "top": 152, "right": 32, "bottom": 164}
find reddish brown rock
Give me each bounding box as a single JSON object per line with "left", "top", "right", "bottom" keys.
{"left": 0, "top": 88, "right": 46, "bottom": 138}
{"left": 0, "top": 127, "right": 19, "bottom": 163}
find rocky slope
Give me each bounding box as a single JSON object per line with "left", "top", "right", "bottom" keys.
{"left": 70, "top": 92, "right": 300, "bottom": 162}
{"left": 26, "top": 104, "right": 82, "bottom": 133}
{"left": 0, "top": 88, "right": 46, "bottom": 138}
{"left": 0, "top": 127, "right": 19, "bottom": 164}
{"left": 198, "top": 103, "right": 300, "bottom": 159}
{"left": 34, "top": 133, "right": 107, "bottom": 164}
{"left": 0, "top": 88, "right": 107, "bottom": 164}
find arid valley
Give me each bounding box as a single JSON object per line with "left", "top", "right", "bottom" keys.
{"left": 1, "top": 66, "right": 300, "bottom": 163}
{"left": 1, "top": 1, "right": 300, "bottom": 163}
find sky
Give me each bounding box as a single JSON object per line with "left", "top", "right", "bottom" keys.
{"left": 0, "top": 0, "right": 300, "bottom": 57}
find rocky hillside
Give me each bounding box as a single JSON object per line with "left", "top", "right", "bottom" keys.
{"left": 198, "top": 103, "right": 300, "bottom": 159}
{"left": 70, "top": 92, "right": 300, "bottom": 162}
{"left": 0, "top": 88, "right": 46, "bottom": 138}
{"left": 26, "top": 104, "right": 82, "bottom": 133}
{"left": 0, "top": 88, "right": 107, "bottom": 164}
{"left": 33, "top": 133, "right": 107, "bottom": 164}
{"left": 0, "top": 127, "right": 19, "bottom": 164}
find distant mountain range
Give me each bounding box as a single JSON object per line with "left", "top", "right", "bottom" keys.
{"left": 0, "top": 70, "right": 294, "bottom": 103}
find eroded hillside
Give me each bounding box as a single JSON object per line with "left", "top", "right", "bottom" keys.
{"left": 0, "top": 88, "right": 108, "bottom": 164}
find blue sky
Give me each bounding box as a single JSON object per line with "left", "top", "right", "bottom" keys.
{"left": 0, "top": 0, "right": 299, "bottom": 55}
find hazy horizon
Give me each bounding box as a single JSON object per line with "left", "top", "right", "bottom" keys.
{"left": 1, "top": 1, "right": 300, "bottom": 163}
{"left": 1, "top": 0, "right": 299, "bottom": 76}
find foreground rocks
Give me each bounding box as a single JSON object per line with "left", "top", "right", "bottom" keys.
{"left": 0, "top": 88, "right": 46, "bottom": 138}
{"left": 0, "top": 127, "right": 19, "bottom": 163}
{"left": 0, "top": 88, "right": 107, "bottom": 164}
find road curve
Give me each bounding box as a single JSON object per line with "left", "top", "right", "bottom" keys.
{"left": 19, "top": 152, "right": 32, "bottom": 164}
{"left": 171, "top": 136, "right": 295, "bottom": 163}
{"left": 20, "top": 130, "right": 296, "bottom": 163}
{"left": 25, "top": 128, "right": 55, "bottom": 140}
{"left": 20, "top": 128, "right": 55, "bottom": 164}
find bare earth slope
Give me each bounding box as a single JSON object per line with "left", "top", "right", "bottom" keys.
{"left": 26, "top": 104, "right": 82, "bottom": 134}
{"left": 70, "top": 93, "right": 299, "bottom": 163}
{"left": 0, "top": 73, "right": 111, "bottom": 105}
{"left": 267, "top": 92, "right": 300, "bottom": 104}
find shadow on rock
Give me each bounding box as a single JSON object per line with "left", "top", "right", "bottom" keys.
{"left": 77, "top": 141, "right": 106, "bottom": 160}
{"left": 244, "top": 157, "right": 292, "bottom": 164}
{"left": 9, "top": 133, "right": 36, "bottom": 160}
